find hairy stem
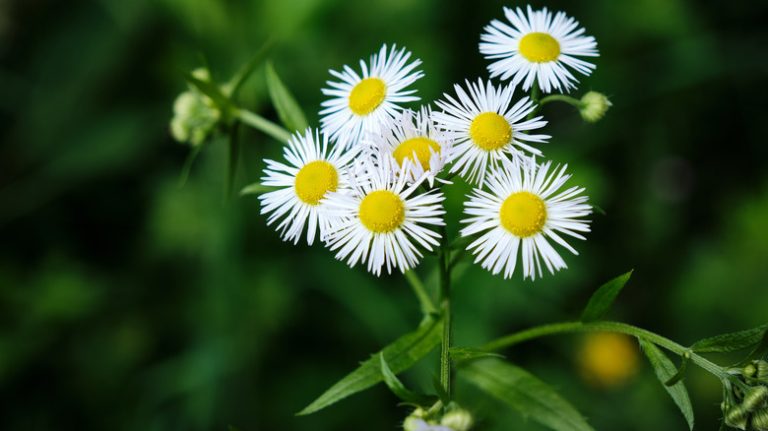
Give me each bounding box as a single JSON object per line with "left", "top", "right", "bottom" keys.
{"left": 481, "top": 320, "right": 729, "bottom": 380}
{"left": 539, "top": 94, "right": 584, "bottom": 108}
{"left": 438, "top": 226, "right": 453, "bottom": 397}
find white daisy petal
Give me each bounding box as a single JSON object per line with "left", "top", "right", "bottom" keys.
{"left": 460, "top": 156, "right": 591, "bottom": 280}
{"left": 320, "top": 44, "right": 424, "bottom": 149}
{"left": 259, "top": 128, "right": 358, "bottom": 245}
{"left": 433, "top": 78, "right": 549, "bottom": 186}
{"left": 480, "top": 6, "right": 598, "bottom": 93}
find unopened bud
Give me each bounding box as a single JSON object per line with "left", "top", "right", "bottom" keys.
{"left": 744, "top": 386, "right": 768, "bottom": 412}
{"left": 756, "top": 361, "right": 768, "bottom": 384}
{"left": 441, "top": 408, "right": 473, "bottom": 431}
{"left": 170, "top": 68, "right": 221, "bottom": 146}
{"left": 403, "top": 408, "right": 429, "bottom": 431}
{"left": 725, "top": 404, "right": 749, "bottom": 430}
{"left": 579, "top": 91, "right": 611, "bottom": 123}
{"left": 752, "top": 407, "right": 768, "bottom": 431}
{"left": 746, "top": 363, "right": 759, "bottom": 378}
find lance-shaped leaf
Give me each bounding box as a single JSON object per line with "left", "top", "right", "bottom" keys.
{"left": 298, "top": 317, "right": 442, "bottom": 415}
{"left": 449, "top": 347, "right": 504, "bottom": 363}
{"left": 266, "top": 61, "right": 308, "bottom": 132}
{"left": 379, "top": 354, "right": 437, "bottom": 406}
{"left": 640, "top": 339, "right": 694, "bottom": 430}
{"left": 462, "top": 358, "right": 594, "bottom": 431}
{"left": 691, "top": 323, "right": 768, "bottom": 353}
{"left": 229, "top": 39, "right": 274, "bottom": 97}
{"left": 240, "top": 183, "right": 275, "bottom": 196}
{"left": 581, "top": 270, "right": 633, "bottom": 322}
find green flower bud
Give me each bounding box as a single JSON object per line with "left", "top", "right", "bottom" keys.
{"left": 744, "top": 386, "right": 768, "bottom": 412}
{"left": 170, "top": 68, "right": 221, "bottom": 146}
{"left": 746, "top": 363, "right": 759, "bottom": 378}
{"left": 752, "top": 407, "right": 768, "bottom": 431}
{"left": 725, "top": 404, "right": 749, "bottom": 430}
{"left": 403, "top": 408, "right": 428, "bottom": 431}
{"left": 756, "top": 361, "right": 768, "bottom": 384}
{"left": 579, "top": 91, "right": 611, "bottom": 123}
{"left": 440, "top": 408, "right": 473, "bottom": 431}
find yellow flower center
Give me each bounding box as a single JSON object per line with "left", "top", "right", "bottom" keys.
{"left": 348, "top": 77, "right": 387, "bottom": 116}
{"left": 392, "top": 137, "right": 441, "bottom": 171}
{"left": 294, "top": 160, "right": 338, "bottom": 205}
{"left": 578, "top": 333, "right": 639, "bottom": 388}
{"left": 519, "top": 32, "right": 561, "bottom": 63}
{"left": 358, "top": 190, "right": 405, "bottom": 233}
{"left": 469, "top": 112, "right": 512, "bottom": 151}
{"left": 499, "top": 191, "right": 547, "bottom": 237}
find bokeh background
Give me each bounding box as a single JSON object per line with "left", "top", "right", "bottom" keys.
{"left": 1, "top": 0, "right": 767, "bottom": 429}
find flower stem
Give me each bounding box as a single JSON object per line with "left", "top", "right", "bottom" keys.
{"left": 236, "top": 108, "right": 292, "bottom": 143}
{"left": 481, "top": 320, "right": 729, "bottom": 380}
{"left": 438, "top": 227, "right": 453, "bottom": 397}
{"left": 539, "top": 94, "right": 584, "bottom": 109}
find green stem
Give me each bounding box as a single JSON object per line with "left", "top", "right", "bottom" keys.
{"left": 438, "top": 227, "right": 452, "bottom": 397}
{"left": 527, "top": 82, "right": 541, "bottom": 120}
{"left": 226, "top": 122, "right": 241, "bottom": 197}
{"left": 404, "top": 270, "right": 436, "bottom": 315}
{"left": 539, "top": 94, "right": 584, "bottom": 109}
{"left": 236, "top": 108, "right": 292, "bottom": 143}
{"left": 481, "top": 320, "right": 729, "bottom": 380}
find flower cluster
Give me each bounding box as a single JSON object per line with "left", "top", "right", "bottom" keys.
{"left": 722, "top": 360, "right": 768, "bottom": 430}
{"left": 259, "top": 6, "right": 603, "bottom": 280}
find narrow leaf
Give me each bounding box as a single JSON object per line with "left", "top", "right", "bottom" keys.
{"left": 581, "top": 270, "right": 633, "bottom": 322}
{"left": 462, "top": 358, "right": 594, "bottom": 431}
{"left": 266, "top": 61, "right": 308, "bottom": 132}
{"left": 240, "top": 183, "right": 275, "bottom": 196}
{"left": 229, "top": 38, "right": 274, "bottom": 97}
{"left": 449, "top": 347, "right": 504, "bottom": 363}
{"left": 379, "top": 354, "right": 436, "bottom": 405}
{"left": 691, "top": 323, "right": 768, "bottom": 353}
{"left": 298, "top": 317, "right": 442, "bottom": 415}
{"left": 640, "top": 339, "right": 694, "bottom": 430}
{"left": 747, "top": 327, "right": 768, "bottom": 360}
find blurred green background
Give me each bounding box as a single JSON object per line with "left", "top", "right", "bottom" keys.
{"left": 1, "top": 0, "right": 767, "bottom": 429}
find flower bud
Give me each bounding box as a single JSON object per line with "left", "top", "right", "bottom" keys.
{"left": 744, "top": 386, "right": 768, "bottom": 412}
{"left": 170, "top": 68, "right": 221, "bottom": 146}
{"left": 725, "top": 404, "right": 749, "bottom": 430}
{"left": 756, "top": 361, "right": 768, "bottom": 384}
{"left": 440, "top": 408, "right": 473, "bottom": 431}
{"left": 579, "top": 91, "right": 611, "bottom": 123}
{"left": 752, "top": 407, "right": 768, "bottom": 431}
{"left": 746, "top": 363, "right": 759, "bottom": 378}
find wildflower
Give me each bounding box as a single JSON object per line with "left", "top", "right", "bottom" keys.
{"left": 433, "top": 78, "right": 548, "bottom": 185}
{"left": 320, "top": 44, "right": 424, "bottom": 148}
{"left": 480, "top": 6, "right": 598, "bottom": 93}
{"left": 259, "top": 129, "right": 358, "bottom": 245}
{"left": 323, "top": 156, "right": 444, "bottom": 275}
{"left": 460, "top": 156, "right": 591, "bottom": 279}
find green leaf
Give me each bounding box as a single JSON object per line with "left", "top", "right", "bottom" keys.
{"left": 640, "top": 339, "right": 694, "bottom": 430}
{"left": 462, "top": 358, "right": 594, "bottom": 431}
{"left": 239, "top": 183, "right": 275, "bottom": 196}
{"left": 691, "top": 323, "right": 768, "bottom": 353}
{"left": 580, "top": 270, "right": 633, "bottom": 322}
{"left": 379, "top": 354, "right": 436, "bottom": 405}
{"left": 298, "top": 317, "right": 442, "bottom": 415}
{"left": 449, "top": 347, "right": 504, "bottom": 363}
{"left": 229, "top": 38, "right": 274, "bottom": 97}
{"left": 664, "top": 351, "right": 690, "bottom": 387}
{"left": 265, "top": 61, "right": 308, "bottom": 132}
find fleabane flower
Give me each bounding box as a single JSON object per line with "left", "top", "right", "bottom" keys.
{"left": 460, "top": 157, "right": 591, "bottom": 280}
{"left": 320, "top": 44, "right": 424, "bottom": 148}
{"left": 480, "top": 6, "right": 599, "bottom": 93}
{"left": 323, "top": 156, "right": 445, "bottom": 276}
{"left": 371, "top": 106, "right": 453, "bottom": 186}
{"left": 259, "top": 128, "right": 358, "bottom": 245}
{"left": 433, "top": 78, "right": 549, "bottom": 186}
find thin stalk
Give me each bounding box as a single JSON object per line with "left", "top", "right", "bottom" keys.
{"left": 438, "top": 226, "right": 452, "bottom": 397}
{"left": 236, "top": 108, "right": 291, "bottom": 143}
{"left": 226, "top": 122, "right": 241, "bottom": 197}
{"left": 539, "top": 94, "right": 584, "bottom": 108}
{"left": 404, "top": 270, "right": 436, "bottom": 315}
{"left": 527, "top": 80, "right": 540, "bottom": 120}
{"left": 481, "top": 320, "right": 729, "bottom": 379}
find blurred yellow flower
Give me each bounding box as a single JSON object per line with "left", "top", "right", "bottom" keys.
{"left": 578, "top": 332, "right": 639, "bottom": 388}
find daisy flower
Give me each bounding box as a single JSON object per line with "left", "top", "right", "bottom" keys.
{"left": 323, "top": 156, "right": 445, "bottom": 276}
{"left": 259, "top": 128, "right": 358, "bottom": 245}
{"left": 479, "top": 6, "right": 599, "bottom": 93}
{"left": 460, "top": 156, "right": 591, "bottom": 280}
{"left": 320, "top": 44, "right": 424, "bottom": 148}
{"left": 371, "top": 106, "right": 452, "bottom": 186}
{"left": 433, "top": 78, "right": 549, "bottom": 186}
